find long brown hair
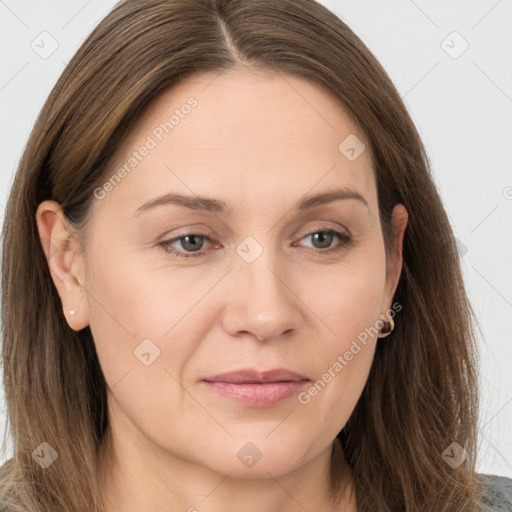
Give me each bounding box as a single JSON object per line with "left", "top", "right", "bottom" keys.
{"left": 1, "top": 0, "right": 483, "bottom": 510}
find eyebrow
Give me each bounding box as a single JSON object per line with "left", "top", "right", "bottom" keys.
{"left": 133, "top": 186, "right": 370, "bottom": 216}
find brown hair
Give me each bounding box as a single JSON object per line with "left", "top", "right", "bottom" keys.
{"left": 1, "top": 0, "right": 484, "bottom": 510}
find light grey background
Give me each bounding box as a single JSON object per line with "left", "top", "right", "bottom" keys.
{"left": 0, "top": 0, "right": 511, "bottom": 477}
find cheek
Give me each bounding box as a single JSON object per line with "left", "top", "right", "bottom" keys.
{"left": 83, "top": 253, "right": 202, "bottom": 451}
{"left": 294, "top": 249, "right": 386, "bottom": 429}
{"left": 301, "top": 246, "right": 387, "bottom": 342}
{"left": 82, "top": 242, "right": 208, "bottom": 393}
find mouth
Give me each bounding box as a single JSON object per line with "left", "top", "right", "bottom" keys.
{"left": 201, "top": 368, "right": 310, "bottom": 407}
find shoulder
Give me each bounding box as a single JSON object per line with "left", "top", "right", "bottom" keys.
{"left": 478, "top": 473, "right": 512, "bottom": 511}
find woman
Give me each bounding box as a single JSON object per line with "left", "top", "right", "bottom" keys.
{"left": 1, "top": 0, "right": 510, "bottom": 510}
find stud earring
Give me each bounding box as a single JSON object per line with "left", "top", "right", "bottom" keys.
{"left": 69, "top": 310, "right": 76, "bottom": 316}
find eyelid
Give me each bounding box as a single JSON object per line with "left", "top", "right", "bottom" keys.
{"left": 298, "top": 223, "right": 351, "bottom": 239}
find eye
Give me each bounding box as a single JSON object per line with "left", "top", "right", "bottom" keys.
{"left": 159, "top": 234, "right": 212, "bottom": 258}
{"left": 158, "top": 228, "right": 352, "bottom": 259}
{"left": 296, "top": 229, "right": 352, "bottom": 253}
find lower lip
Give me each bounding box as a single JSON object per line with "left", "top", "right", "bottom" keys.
{"left": 201, "top": 380, "right": 309, "bottom": 407}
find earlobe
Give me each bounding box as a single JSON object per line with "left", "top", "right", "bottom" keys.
{"left": 35, "top": 201, "right": 89, "bottom": 331}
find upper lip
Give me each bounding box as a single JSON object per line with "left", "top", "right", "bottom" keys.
{"left": 202, "top": 368, "right": 309, "bottom": 384}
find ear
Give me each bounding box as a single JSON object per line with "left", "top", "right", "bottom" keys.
{"left": 382, "top": 203, "right": 408, "bottom": 309}
{"left": 35, "top": 201, "right": 89, "bottom": 331}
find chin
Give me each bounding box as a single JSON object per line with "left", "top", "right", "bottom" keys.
{"left": 195, "top": 435, "right": 313, "bottom": 479}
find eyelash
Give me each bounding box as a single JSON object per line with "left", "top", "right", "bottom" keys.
{"left": 158, "top": 228, "right": 353, "bottom": 259}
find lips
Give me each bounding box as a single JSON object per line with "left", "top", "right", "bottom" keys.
{"left": 201, "top": 368, "right": 310, "bottom": 407}
{"left": 202, "top": 368, "right": 309, "bottom": 384}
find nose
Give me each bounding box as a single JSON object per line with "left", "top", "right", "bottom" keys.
{"left": 221, "top": 255, "right": 303, "bottom": 342}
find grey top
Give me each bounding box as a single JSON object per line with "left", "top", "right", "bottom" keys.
{"left": 479, "top": 474, "right": 512, "bottom": 511}
{"left": 0, "top": 471, "right": 509, "bottom": 510}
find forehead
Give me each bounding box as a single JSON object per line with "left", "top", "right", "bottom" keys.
{"left": 97, "top": 67, "right": 376, "bottom": 216}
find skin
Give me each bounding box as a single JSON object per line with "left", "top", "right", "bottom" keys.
{"left": 36, "top": 66, "right": 407, "bottom": 512}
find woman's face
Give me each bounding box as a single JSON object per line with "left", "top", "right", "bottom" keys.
{"left": 40, "top": 68, "right": 406, "bottom": 479}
